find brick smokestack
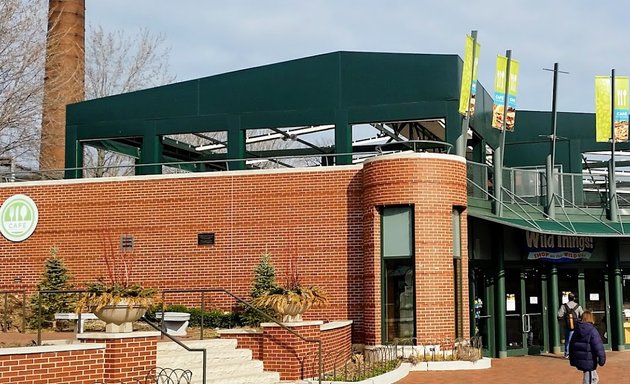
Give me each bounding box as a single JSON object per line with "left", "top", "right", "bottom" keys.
{"left": 39, "top": 0, "right": 85, "bottom": 177}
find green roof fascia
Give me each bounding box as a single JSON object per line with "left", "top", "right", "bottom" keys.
{"left": 468, "top": 205, "right": 629, "bottom": 237}
{"left": 68, "top": 52, "right": 467, "bottom": 137}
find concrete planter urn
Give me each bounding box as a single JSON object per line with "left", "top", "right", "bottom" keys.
{"left": 76, "top": 283, "right": 157, "bottom": 333}
{"left": 94, "top": 301, "right": 148, "bottom": 333}
{"left": 252, "top": 286, "right": 328, "bottom": 323}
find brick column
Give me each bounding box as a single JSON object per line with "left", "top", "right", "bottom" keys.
{"left": 78, "top": 331, "right": 160, "bottom": 383}
{"left": 261, "top": 321, "right": 322, "bottom": 381}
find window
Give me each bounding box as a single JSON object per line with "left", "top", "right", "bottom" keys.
{"left": 381, "top": 206, "right": 414, "bottom": 343}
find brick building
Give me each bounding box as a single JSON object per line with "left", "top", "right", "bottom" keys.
{"left": 2, "top": 51, "right": 630, "bottom": 357}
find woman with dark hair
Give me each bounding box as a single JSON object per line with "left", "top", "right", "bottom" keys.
{"left": 569, "top": 310, "right": 606, "bottom": 384}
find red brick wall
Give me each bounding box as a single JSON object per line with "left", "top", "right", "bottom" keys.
{"left": 0, "top": 154, "right": 469, "bottom": 345}
{"left": 319, "top": 322, "right": 353, "bottom": 373}
{"left": 222, "top": 321, "right": 352, "bottom": 379}
{"left": 361, "top": 153, "right": 469, "bottom": 344}
{"left": 261, "top": 322, "right": 321, "bottom": 380}
{"left": 0, "top": 346, "right": 104, "bottom": 384}
{"left": 0, "top": 167, "right": 365, "bottom": 339}
{"left": 220, "top": 331, "right": 264, "bottom": 360}
{"left": 80, "top": 335, "right": 157, "bottom": 382}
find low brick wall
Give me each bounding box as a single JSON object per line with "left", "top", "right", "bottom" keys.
{"left": 220, "top": 320, "right": 353, "bottom": 381}
{"left": 0, "top": 343, "right": 105, "bottom": 384}
{"left": 218, "top": 328, "right": 264, "bottom": 360}
{"left": 78, "top": 331, "right": 160, "bottom": 383}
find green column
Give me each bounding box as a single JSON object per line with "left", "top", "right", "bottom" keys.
{"left": 549, "top": 266, "right": 561, "bottom": 354}
{"left": 541, "top": 271, "right": 549, "bottom": 352}
{"left": 64, "top": 125, "right": 83, "bottom": 179}
{"left": 138, "top": 122, "right": 162, "bottom": 175}
{"left": 334, "top": 110, "right": 352, "bottom": 165}
{"left": 496, "top": 243, "right": 507, "bottom": 358}
{"left": 227, "top": 118, "right": 245, "bottom": 170}
{"left": 611, "top": 242, "right": 625, "bottom": 350}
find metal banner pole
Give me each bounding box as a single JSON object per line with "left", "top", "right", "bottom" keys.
{"left": 609, "top": 69, "right": 618, "bottom": 221}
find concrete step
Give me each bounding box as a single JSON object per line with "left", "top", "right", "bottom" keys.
{"left": 202, "top": 371, "right": 281, "bottom": 384}
{"left": 157, "top": 338, "right": 238, "bottom": 351}
{"left": 157, "top": 339, "right": 280, "bottom": 384}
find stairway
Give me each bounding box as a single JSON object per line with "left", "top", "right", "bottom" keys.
{"left": 157, "top": 339, "right": 281, "bottom": 384}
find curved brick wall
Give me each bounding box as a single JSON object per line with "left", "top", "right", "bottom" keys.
{"left": 361, "top": 153, "right": 468, "bottom": 344}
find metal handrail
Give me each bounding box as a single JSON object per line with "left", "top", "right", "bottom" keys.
{"left": 36, "top": 289, "right": 208, "bottom": 384}
{"left": 140, "top": 317, "right": 207, "bottom": 384}
{"left": 0, "top": 290, "right": 26, "bottom": 333}
{"left": 161, "top": 288, "right": 324, "bottom": 384}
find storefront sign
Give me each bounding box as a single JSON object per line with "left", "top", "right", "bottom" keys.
{"left": 525, "top": 231, "right": 593, "bottom": 262}
{"left": 0, "top": 194, "right": 39, "bottom": 242}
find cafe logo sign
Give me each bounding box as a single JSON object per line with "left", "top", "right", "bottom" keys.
{"left": 525, "top": 231, "right": 593, "bottom": 262}
{"left": 0, "top": 194, "right": 39, "bottom": 242}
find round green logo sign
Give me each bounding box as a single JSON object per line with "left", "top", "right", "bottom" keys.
{"left": 0, "top": 194, "right": 38, "bottom": 242}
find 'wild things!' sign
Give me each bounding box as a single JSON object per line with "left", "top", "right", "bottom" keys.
{"left": 525, "top": 231, "right": 594, "bottom": 262}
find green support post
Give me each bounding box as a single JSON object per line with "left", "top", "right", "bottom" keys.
{"left": 549, "top": 266, "right": 561, "bottom": 354}
{"left": 64, "top": 125, "right": 83, "bottom": 179}
{"left": 496, "top": 250, "right": 507, "bottom": 358}
{"left": 493, "top": 146, "right": 503, "bottom": 216}
{"left": 611, "top": 247, "right": 625, "bottom": 350}
{"left": 334, "top": 110, "right": 352, "bottom": 165}
{"left": 227, "top": 120, "right": 245, "bottom": 171}
{"left": 138, "top": 123, "right": 162, "bottom": 175}
{"left": 541, "top": 271, "right": 549, "bottom": 353}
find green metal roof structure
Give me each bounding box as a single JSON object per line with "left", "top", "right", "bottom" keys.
{"left": 65, "top": 51, "right": 502, "bottom": 177}
{"left": 64, "top": 50, "right": 630, "bottom": 237}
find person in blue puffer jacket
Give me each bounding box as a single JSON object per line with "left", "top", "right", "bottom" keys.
{"left": 569, "top": 310, "right": 606, "bottom": 384}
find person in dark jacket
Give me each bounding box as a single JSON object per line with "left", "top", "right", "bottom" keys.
{"left": 569, "top": 310, "right": 606, "bottom": 384}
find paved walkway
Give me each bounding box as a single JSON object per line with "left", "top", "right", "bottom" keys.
{"left": 396, "top": 351, "right": 629, "bottom": 384}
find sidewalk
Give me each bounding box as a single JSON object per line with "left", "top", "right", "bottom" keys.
{"left": 396, "top": 352, "right": 628, "bottom": 384}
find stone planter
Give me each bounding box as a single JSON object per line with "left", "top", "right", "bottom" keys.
{"left": 278, "top": 301, "right": 310, "bottom": 323}
{"left": 93, "top": 302, "right": 147, "bottom": 333}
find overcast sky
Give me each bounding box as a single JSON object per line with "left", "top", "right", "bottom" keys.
{"left": 86, "top": 0, "right": 627, "bottom": 114}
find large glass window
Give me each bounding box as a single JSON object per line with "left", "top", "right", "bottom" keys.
{"left": 622, "top": 271, "right": 630, "bottom": 343}
{"left": 381, "top": 206, "right": 414, "bottom": 343}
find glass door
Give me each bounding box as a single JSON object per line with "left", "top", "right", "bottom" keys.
{"left": 505, "top": 268, "right": 546, "bottom": 355}
{"left": 471, "top": 266, "right": 494, "bottom": 357}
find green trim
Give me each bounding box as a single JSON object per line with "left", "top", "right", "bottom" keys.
{"left": 468, "top": 207, "right": 630, "bottom": 237}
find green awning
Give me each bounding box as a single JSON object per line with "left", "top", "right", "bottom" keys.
{"left": 468, "top": 207, "right": 630, "bottom": 237}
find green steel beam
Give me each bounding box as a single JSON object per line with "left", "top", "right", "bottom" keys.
{"left": 138, "top": 122, "right": 162, "bottom": 175}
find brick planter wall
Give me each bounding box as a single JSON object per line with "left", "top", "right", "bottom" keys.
{"left": 218, "top": 328, "right": 264, "bottom": 360}
{"left": 228, "top": 320, "right": 352, "bottom": 380}
{"left": 261, "top": 321, "right": 322, "bottom": 381}
{"left": 78, "top": 331, "right": 159, "bottom": 383}
{"left": 0, "top": 344, "right": 105, "bottom": 384}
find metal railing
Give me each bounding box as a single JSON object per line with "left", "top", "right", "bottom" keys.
{"left": 95, "top": 367, "right": 193, "bottom": 384}
{"left": 160, "top": 288, "right": 324, "bottom": 383}
{"left": 466, "top": 160, "right": 630, "bottom": 210}
{"left": 140, "top": 319, "right": 206, "bottom": 384}
{"left": 35, "top": 289, "right": 208, "bottom": 384}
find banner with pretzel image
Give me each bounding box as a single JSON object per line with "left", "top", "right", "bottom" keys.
{"left": 491, "top": 55, "right": 520, "bottom": 131}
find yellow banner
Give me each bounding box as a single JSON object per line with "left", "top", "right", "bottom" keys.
{"left": 595, "top": 76, "right": 612, "bottom": 142}
{"left": 492, "top": 56, "right": 520, "bottom": 131}
{"left": 595, "top": 76, "right": 629, "bottom": 142}
{"left": 459, "top": 35, "right": 480, "bottom": 116}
